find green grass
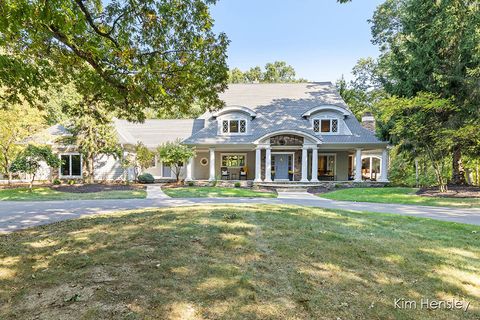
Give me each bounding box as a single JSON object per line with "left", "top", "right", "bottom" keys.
{"left": 0, "top": 187, "right": 146, "bottom": 201}
{"left": 0, "top": 205, "right": 478, "bottom": 319}
{"left": 320, "top": 187, "right": 480, "bottom": 208}
{"left": 163, "top": 186, "right": 277, "bottom": 198}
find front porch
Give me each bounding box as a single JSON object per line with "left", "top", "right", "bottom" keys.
{"left": 185, "top": 133, "right": 389, "bottom": 184}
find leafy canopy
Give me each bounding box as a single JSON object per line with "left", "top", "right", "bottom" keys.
{"left": 157, "top": 140, "right": 195, "bottom": 181}
{"left": 0, "top": 0, "right": 229, "bottom": 120}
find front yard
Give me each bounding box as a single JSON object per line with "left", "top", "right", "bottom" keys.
{"left": 0, "top": 185, "right": 146, "bottom": 201}
{"left": 320, "top": 187, "right": 480, "bottom": 208}
{"left": 0, "top": 205, "right": 478, "bottom": 319}
{"left": 163, "top": 186, "right": 277, "bottom": 198}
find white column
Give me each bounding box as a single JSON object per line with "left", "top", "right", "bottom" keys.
{"left": 311, "top": 147, "right": 319, "bottom": 182}
{"left": 264, "top": 146, "right": 272, "bottom": 182}
{"left": 379, "top": 148, "right": 389, "bottom": 182}
{"left": 254, "top": 147, "right": 262, "bottom": 182}
{"left": 301, "top": 146, "right": 309, "bottom": 182}
{"left": 354, "top": 148, "right": 362, "bottom": 182}
{"left": 209, "top": 148, "right": 215, "bottom": 181}
{"left": 185, "top": 157, "right": 194, "bottom": 181}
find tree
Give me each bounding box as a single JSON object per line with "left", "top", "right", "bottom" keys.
{"left": 244, "top": 66, "right": 262, "bottom": 83}
{"left": 377, "top": 93, "right": 456, "bottom": 192}
{"left": 370, "top": 0, "right": 480, "bottom": 184}
{"left": 157, "top": 141, "right": 195, "bottom": 182}
{"left": 263, "top": 61, "right": 296, "bottom": 83}
{"left": 228, "top": 68, "right": 246, "bottom": 83}
{"left": 0, "top": 0, "right": 229, "bottom": 121}
{"left": 10, "top": 144, "right": 60, "bottom": 189}
{"left": 0, "top": 105, "right": 45, "bottom": 184}
{"left": 63, "top": 104, "right": 121, "bottom": 183}
{"left": 135, "top": 142, "right": 155, "bottom": 172}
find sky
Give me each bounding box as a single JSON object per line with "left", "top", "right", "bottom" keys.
{"left": 210, "top": 0, "right": 384, "bottom": 82}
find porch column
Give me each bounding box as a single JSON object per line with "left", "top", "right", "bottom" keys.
{"left": 311, "top": 147, "right": 319, "bottom": 182}
{"left": 254, "top": 147, "right": 262, "bottom": 182}
{"left": 379, "top": 148, "right": 389, "bottom": 182}
{"left": 185, "top": 157, "right": 194, "bottom": 181}
{"left": 354, "top": 148, "right": 362, "bottom": 182}
{"left": 300, "top": 146, "right": 309, "bottom": 182}
{"left": 264, "top": 146, "right": 272, "bottom": 182}
{"left": 209, "top": 148, "right": 215, "bottom": 181}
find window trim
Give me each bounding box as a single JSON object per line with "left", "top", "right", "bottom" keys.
{"left": 312, "top": 117, "right": 339, "bottom": 134}
{"left": 59, "top": 153, "right": 83, "bottom": 178}
{"left": 219, "top": 116, "right": 249, "bottom": 135}
{"left": 220, "top": 153, "right": 247, "bottom": 168}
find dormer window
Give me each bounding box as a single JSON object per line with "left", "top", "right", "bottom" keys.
{"left": 222, "top": 119, "right": 246, "bottom": 134}
{"left": 313, "top": 118, "right": 338, "bottom": 133}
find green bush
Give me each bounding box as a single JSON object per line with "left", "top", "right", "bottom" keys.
{"left": 234, "top": 182, "right": 241, "bottom": 188}
{"left": 138, "top": 173, "right": 155, "bottom": 184}
{"left": 53, "top": 179, "right": 61, "bottom": 185}
{"left": 68, "top": 180, "right": 76, "bottom": 185}
{"left": 187, "top": 181, "right": 194, "bottom": 187}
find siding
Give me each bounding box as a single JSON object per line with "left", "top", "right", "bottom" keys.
{"left": 94, "top": 154, "right": 124, "bottom": 181}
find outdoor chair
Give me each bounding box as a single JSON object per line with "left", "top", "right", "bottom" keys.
{"left": 221, "top": 167, "right": 230, "bottom": 180}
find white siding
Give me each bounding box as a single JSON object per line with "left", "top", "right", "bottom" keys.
{"left": 94, "top": 154, "right": 124, "bottom": 181}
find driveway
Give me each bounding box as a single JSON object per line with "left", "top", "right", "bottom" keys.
{"left": 1, "top": 196, "right": 480, "bottom": 233}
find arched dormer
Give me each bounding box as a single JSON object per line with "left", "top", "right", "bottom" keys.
{"left": 301, "top": 105, "right": 350, "bottom": 119}
{"left": 212, "top": 105, "right": 257, "bottom": 119}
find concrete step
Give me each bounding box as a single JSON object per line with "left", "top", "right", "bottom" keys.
{"left": 275, "top": 188, "right": 309, "bottom": 192}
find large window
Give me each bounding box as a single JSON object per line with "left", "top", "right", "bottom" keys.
{"left": 221, "top": 154, "right": 246, "bottom": 167}
{"left": 60, "top": 154, "right": 82, "bottom": 177}
{"left": 313, "top": 119, "right": 338, "bottom": 133}
{"left": 222, "top": 119, "right": 247, "bottom": 134}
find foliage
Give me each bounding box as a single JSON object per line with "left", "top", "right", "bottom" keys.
{"left": 377, "top": 93, "right": 456, "bottom": 191}
{"left": 62, "top": 104, "right": 121, "bottom": 183}
{"left": 370, "top": 0, "right": 480, "bottom": 184}
{"left": 234, "top": 182, "right": 241, "bottom": 188}
{"left": 0, "top": 104, "right": 46, "bottom": 183}
{"left": 157, "top": 140, "right": 195, "bottom": 182}
{"left": 137, "top": 173, "right": 155, "bottom": 184}
{"left": 10, "top": 144, "right": 60, "bottom": 189}
{"left": 0, "top": 0, "right": 229, "bottom": 120}
{"left": 228, "top": 61, "right": 307, "bottom": 83}
{"left": 135, "top": 142, "right": 155, "bottom": 171}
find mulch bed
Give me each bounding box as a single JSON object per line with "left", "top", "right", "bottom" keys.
{"left": 417, "top": 186, "right": 480, "bottom": 198}
{"left": 51, "top": 183, "right": 146, "bottom": 193}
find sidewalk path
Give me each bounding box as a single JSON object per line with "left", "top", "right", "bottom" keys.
{"left": 146, "top": 185, "right": 170, "bottom": 199}
{"left": 1, "top": 194, "right": 479, "bottom": 233}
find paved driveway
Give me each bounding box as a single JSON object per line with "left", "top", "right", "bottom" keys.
{"left": 1, "top": 196, "right": 480, "bottom": 233}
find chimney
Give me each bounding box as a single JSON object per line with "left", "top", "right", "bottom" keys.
{"left": 361, "top": 112, "right": 376, "bottom": 132}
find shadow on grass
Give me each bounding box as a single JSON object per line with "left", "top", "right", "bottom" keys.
{"left": 0, "top": 205, "right": 479, "bottom": 319}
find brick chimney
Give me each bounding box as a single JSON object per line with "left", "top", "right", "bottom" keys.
{"left": 361, "top": 112, "right": 376, "bottom": 132}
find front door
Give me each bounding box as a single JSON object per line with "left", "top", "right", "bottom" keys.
{"left": 273, "top": 154, "right": 290, "bottom": 180}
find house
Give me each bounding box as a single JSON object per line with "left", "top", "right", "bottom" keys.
{"left": 30, "top": 82, "right": 389, "bottom": 184}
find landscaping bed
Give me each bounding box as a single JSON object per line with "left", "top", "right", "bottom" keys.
{"left": 0, "top": 205, "right": 478, "bottom": 319}
{"left": 417, "top": 186, "right": 480, "bottom": 198}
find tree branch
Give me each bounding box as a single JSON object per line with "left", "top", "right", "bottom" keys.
{"left": 73, "top": 0, "right": 120, "bottom": 48}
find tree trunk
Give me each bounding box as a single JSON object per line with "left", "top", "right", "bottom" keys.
{"left": 414, "top": 158, "right": 419, "bottom": 188}
{"left": 476, "top": 160, "right": 479, "bottom": 186}
{"left": 451, "top": 145, "right": 466, "bottom": 185}
{"left": 7, "top": 171, "right": 12, "bottom": 186}
{"left": 87, "top": 154, "right": 95, "bottom": 184}
{"left": 29, "top": 173, "right": 35, "bottom": 190}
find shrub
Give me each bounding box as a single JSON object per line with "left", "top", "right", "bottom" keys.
{"left": 138, "top": 173, "right": 155, "bottom": 184}
{"left": 53, "top": 179, "right": 61, "bottom": 185}
{"left": 234, "top": 182, "right": 241, "bottom": 188}
{"left": 68, "top": 179, "right": 76, "bottom": 185}
{"left": 187, "top": 181, "right": 194, "bottom": 187}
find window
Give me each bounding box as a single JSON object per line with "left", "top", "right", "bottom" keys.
{"left": 60, "top": 154, "right": 82, "bottom": 177}
{"left": 318, "top": 155, "right": 336, "bottom": 176}
{"left": 313, "top": 118, "right": 338, "bottom": 133}
{"left": 151, "top": 155, "right": 157, "bottom": 168}
{"left": 221, "top": 119, "right": 247, "bottom": 134}
{"left": 221, "top": 154, "right": 246, "bottom": 167}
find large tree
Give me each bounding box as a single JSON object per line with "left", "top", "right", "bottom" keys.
{"left": 0, "top": 105, "right": 45, "bottom": 183}
{"left": 228, "top": 61, "right": 307, "bottom": 83}
{"left": 0, "top": 0, "right": 229, "bottom": 120}
{"left": 370, "top": 0, "right": 480, "bottom": 184}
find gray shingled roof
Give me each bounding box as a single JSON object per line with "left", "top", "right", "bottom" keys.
{"left": 184, "top": 82, "right": 386, "bottom": 145}
{"left": 114, "top": 119, "right": 204, "bottom": 148}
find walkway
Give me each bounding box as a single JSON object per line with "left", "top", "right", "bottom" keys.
{"left": 1, "top": 195, "right": 479, "bottom": 233}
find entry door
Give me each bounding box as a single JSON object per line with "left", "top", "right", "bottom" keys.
{"left": 274, "top": 154, "right": 289, "bottom": 180}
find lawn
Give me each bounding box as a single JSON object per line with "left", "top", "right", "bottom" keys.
{"left": 320, "top": 187, "right": 480, "bottom": 208}
{"left": 0, "top": 187, "right": 146, "bottom": 201}
{"left": 163, "top": 186, "right": 277, "bottom": 198}
{"left": 0, "top": 205, "right": 478, "bottom": 319}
